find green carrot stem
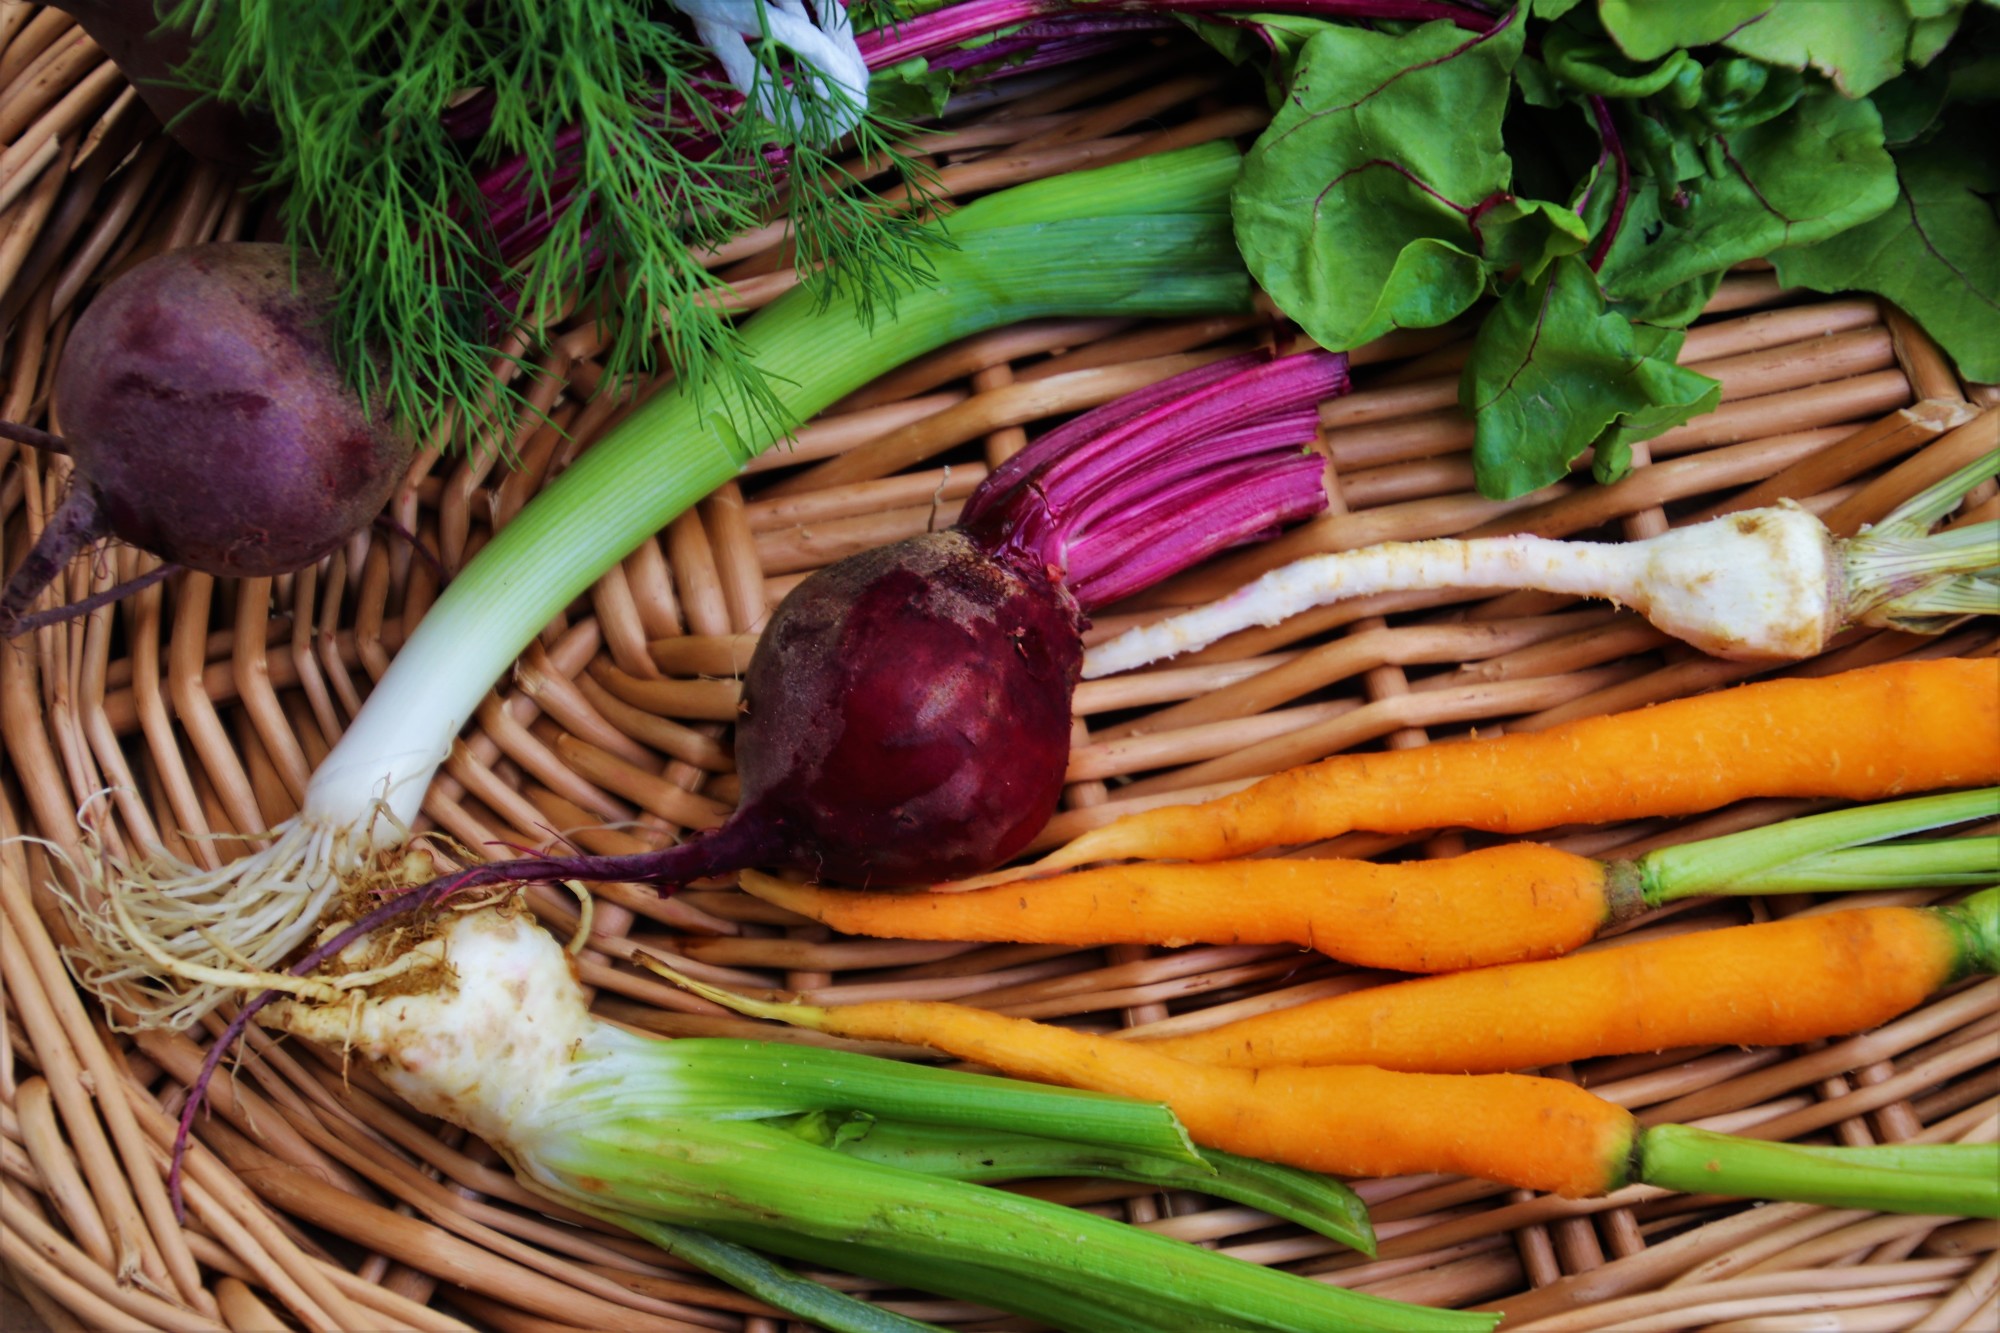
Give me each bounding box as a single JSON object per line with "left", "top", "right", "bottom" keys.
{"left": 798, "top": 1114, "right": 1373, "bottom": 1254}
{"left": 1638, "top": 1125, "right": 2000, "bottom": 1217}
{"left": 1637, "top": 787, "right": 1999, "bottom": 908}
{"left": 1767, "top": 1140, "right": 2000, "bottom": 1175}
{"left": 1723, "top": 838, "right": 1998, "bottom": 893}
{"left": 1943, "top": 885, "right": 1999, "bottom": 978}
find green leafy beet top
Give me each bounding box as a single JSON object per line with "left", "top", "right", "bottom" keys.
{"left": 1225, "top": 0, "right": 1999, "bottom": 498}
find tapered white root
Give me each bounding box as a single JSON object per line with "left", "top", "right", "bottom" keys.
{"left": 44, "top": 811, "right": 426, "bottom": 1031}
{"left": 1084, "top": 504, "right": 1843, "bottom": 679}
{"left": 1089, "top": 452, "right": 2000, "bottom": 680}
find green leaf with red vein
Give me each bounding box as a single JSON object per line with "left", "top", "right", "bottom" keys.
{"left": 1596, "top": 0, "right": 1776, "bottom": 62}
{"left": 1722, "top": 0, "right": 1920, "bottom": 97}
{"left": 1460, "top": 255, "right": 1721, "bottom": 500}
{"left": 1771, "top": 136, "right": 2000, "bottom": 382}
{"left": 1232, "top": 13, "right": 1529, "bottom": 351}
{"left": 1586, "top": 86, "right": 1897, "bottom": 307}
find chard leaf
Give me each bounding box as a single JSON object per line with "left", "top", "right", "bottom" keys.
{"left": 1591, "top": 87, "right": 1896, "bottom": 308}
{"left": 1615, "top": 270, "right": 1727, "bottom": 328}
{"left": 1476, "top": 195, "right": 1593, "bottom": 280}
{"left": 1589, "top": 324, "right": 1719, "bottom": 483}
{"left": 1722, "top": 0, "right": 1915, "bottom": 96}
{"left": 1512, "top": 54, "right": 1566, "bottom": 107}
{"left": 1596, "top": 0, "right": 1776, "bottom": 61}
{"left": 1770, "top": 136, "right": 2000, "bottom": 381}
{"left": 1232, "top": 14, "right": 1527, "bottom": 350}
{"left": 1907, "top": 2, "right": 1970, "bottom": 67}
{"left": 1543, "top": 13, "right": 1703, "bottom": 98}
{"left": 1188, "top": 13, "right": 1336, "bottom": 98}
{"left": 1872, "top": 64, "right": 1953, "bottom": 145}
{"left": 1461, "top": 256, "right": 1721, "bottom": 498}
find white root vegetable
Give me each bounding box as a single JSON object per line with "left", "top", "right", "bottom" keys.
{"left": 1084, "top": 452, "right": 2000, "bottom": 680}
{"left": 243, "top": 899, "right": 1466, "bottom": 1333}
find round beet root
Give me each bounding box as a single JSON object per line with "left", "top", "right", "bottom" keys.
{"left": 734, "top": 530, "right": 1085, "bottom": 886}
{"left": 1, "top": 243, "right": 411, "bottom": 636}
{"left": 57, "top": 243, "right": 408, "bottom": 577}
{"left": 373, "top": 351, "right": 1342, "bottom": 896}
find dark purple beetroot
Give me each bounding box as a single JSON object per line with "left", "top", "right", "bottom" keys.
{"left": 1, "top": 243, "right": 411, "bottom": 636}
{"left": 364, "top": 349, "right": 1347, "bottom": 894}
{"left": 734, "top": 529, "right": 1085, "bottom": 885}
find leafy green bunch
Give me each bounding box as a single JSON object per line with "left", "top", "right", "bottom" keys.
{"left": 163, "top": 0, "right": 936, "bottom": 450}
{"left": 1223, "top": 0, "right": 2000, "bottom": 498}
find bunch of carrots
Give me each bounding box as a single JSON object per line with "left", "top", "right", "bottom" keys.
{"left": 684, "top": 656, "right": 2000, "bottom": 1212}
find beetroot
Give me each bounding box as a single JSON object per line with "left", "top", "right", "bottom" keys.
{"left": 393, "top": 349, "right": 1348, "bottom": 894}
{"left": 731, "top": 528, "right": 1087, "bottom": 884}
{"left": 1, "top": 243, "right": 411, "bottom": 637}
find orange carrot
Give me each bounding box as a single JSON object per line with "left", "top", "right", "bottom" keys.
{"left": 742, "top": 789, "right": 1996, "bottom": 973}
{"left": 1027, "top": 657, "right": 2000, "bottom": 874}
{"left": 744, "top": 841, "right": 1622, "bottom": 972}
{"left": 651, "top": 954, "right": 2000, "bottom": 1214}
{"left": 1137, "top": 890, "right": 1997, "bottom": 1073}
{"left": 672, "top": 980, "right": 1637, "bottom": 1198}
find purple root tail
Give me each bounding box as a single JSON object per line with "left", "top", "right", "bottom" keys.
{"left": 4, "top": 562, "right": 181, "bottom": 637}
{"left": 1, "top": 487, "right": 111, "bottom": 639}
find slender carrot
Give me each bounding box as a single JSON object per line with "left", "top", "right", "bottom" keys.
{"left": 740, "top": 789, "right": 1997, "bottom": 973}
{"left": 653, "top": 965, "right": 2000, "bottom": 1216}
{"left": 1137, "top": 888, "right": 1999, "bottom": 1073}
{"left": 664, "top": 972, "right": 1638, "bottom": 1197}
{"left": 1020, "top": 657, "right": 2000, "bottom": 876}
{"left": 749, "top": 842, "right": 1620, "bottom": 971}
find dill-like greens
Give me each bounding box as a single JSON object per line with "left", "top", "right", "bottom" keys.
{"left": 162, "top": 0, "right": 941, "bottom": 452}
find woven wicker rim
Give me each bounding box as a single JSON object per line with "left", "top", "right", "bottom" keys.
{"left": 3, "top": 7, "right": 1998, "bottom": 1331}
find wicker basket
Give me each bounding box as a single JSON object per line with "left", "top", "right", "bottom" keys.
{"left": 3, "top": 6, "right": 1997, "bottom": 1330}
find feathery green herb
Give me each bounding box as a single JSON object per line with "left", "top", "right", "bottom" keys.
{"left": 164, "top": 0, "right": 938, "bottom": 451}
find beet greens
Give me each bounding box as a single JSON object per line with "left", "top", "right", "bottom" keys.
{"left": 1222, "top": 0, "right": 2000, "bottom": 498}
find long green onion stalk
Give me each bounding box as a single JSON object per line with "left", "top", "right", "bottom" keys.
{"left": 57, "top": 145, "right": 1253, "bottom": 1029}
{"left": 255, "top": 900, "right": 1493, "bottom": 1333}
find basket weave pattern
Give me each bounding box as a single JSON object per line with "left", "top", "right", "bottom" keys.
{"left": 3, "top": 7, "right": 1998, "bottom": 1330}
